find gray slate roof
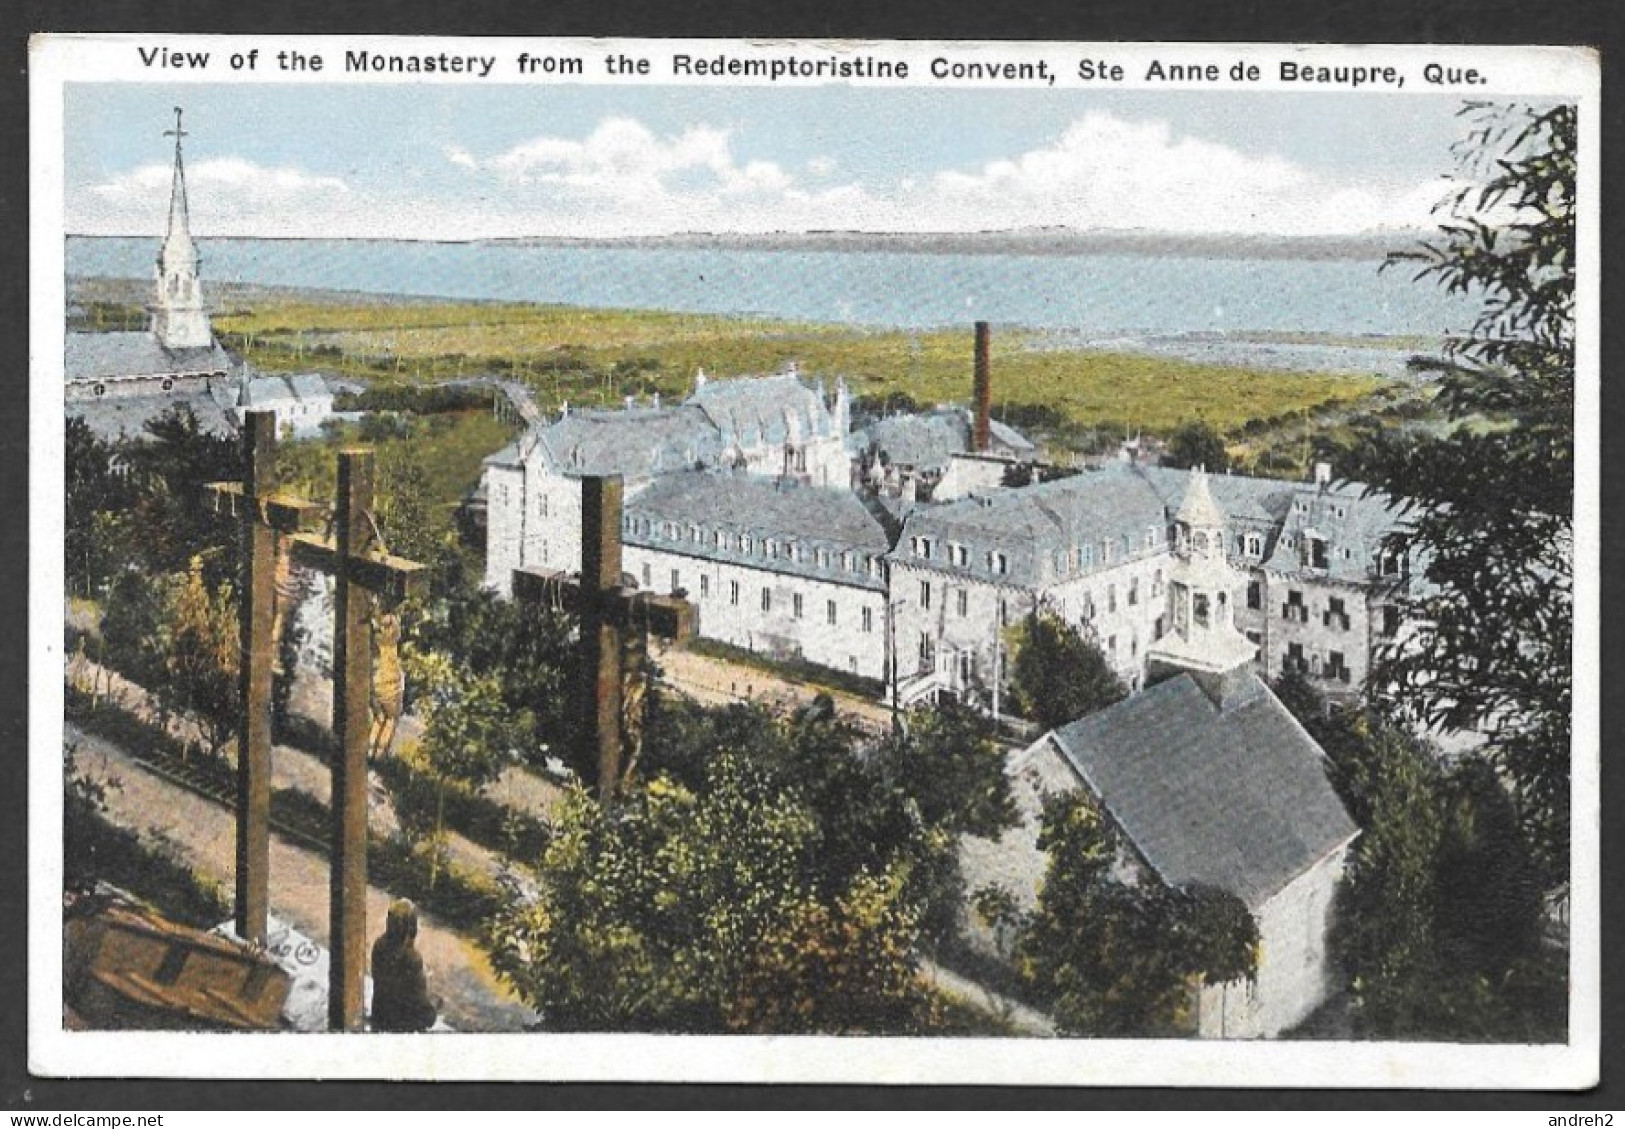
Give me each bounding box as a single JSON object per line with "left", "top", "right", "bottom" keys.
{"left": 625, "top": 470, "right": 891, "bottom": 590}
{"left": 67, "top": 386, "right": 238, "bottom": 441}
{"left": 688, "top": 372, "right": 834, "bottom": 447}
{"left": 65, "top": 331, "right": 234, "bottom": 383}
{"left": 525, "top": 405, "right": 725, "bottom": 478}
{"left": 238, "top": 374, "right": 331, "bottom": 407}
{"left": 1049, "top": 671, "right": 1357, "bottom": 910}
{"left": 1263, "top": 481, "right": 1410, "bottom": 583}
{"left": 892, "top": 462, "right": 1169, "bottom": 586}
{"left": 1132, "top": 464, "right": 1295, "bottom": 527}
{"left": 858, "top": 409, "right": 1034, "bottom": 474}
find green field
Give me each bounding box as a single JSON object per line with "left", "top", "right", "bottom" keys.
{"left": 213, "top": 297, "right": 1388, "bottom": 442}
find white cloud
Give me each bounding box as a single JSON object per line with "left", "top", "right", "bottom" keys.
{"left": 68, "top": 112, "right": 1461, "bottom": 240}
{"left": 74, "top": 157, "right": 352, "bottom": 236}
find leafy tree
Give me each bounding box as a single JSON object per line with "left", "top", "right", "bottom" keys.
{"left": 1006, "top": 611, "right": 1128, "bottom": 731}
{"left": 1162, "top": 419, "right": 1231, "bottom": 472}
{"left": 1014, "top": 792, "right": 1257, "bottom": 1036}
{"left": 162, "top": 556, "right": 240, "bottom": 758}
{"left": 402, "top": 649, "right": 518, "bottom": 887}
{"left": 65, "top": 418, "right": 138, "bottom": 596}
{"left": 1343, "top": 103, "right": 1576, "bottom": 877}
{"left": 488, "top": 754, "right": 940, "bottom": 1033}
{"left": 881, "top": 695, "right": 1015, "bottom": 841}
{"left": 125, "top": 405, "right": 241, "bottom": 576}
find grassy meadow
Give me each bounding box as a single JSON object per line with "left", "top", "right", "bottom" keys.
{"left": 211, "top": 296, "right": 1389, "bottom": 442}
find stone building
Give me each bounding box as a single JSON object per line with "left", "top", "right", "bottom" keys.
{"left": 960, "top": 470, "right": 1359, "bottom": 1038}
{"left": 482, "top": 369, "right": 854, "bottom": 595}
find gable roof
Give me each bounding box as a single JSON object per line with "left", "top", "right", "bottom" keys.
{"left": 626, "top": 470, "right": 891, "bottom": 590}
{"left": 1048, "top": 671, "right": 1357, "bottom": 910}
{"left": 891, "top": 462, "right": 1168, "bottom": 586}
{"left": 525, "top": 404, "right": 724, "bottom": 478}
{"left": 65, "top": 331, "right": 234, "bottom": 383}
{"left": 686, "top": 371, "right": 833, "bottom": 447}
{"left": 858, "top": 408, "right": 1034, "bottom": 474}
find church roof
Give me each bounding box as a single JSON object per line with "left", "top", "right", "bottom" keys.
{"left": 857, "top": 409, "right": 1034, "bottom": 474}
{"left": 1131, "top": 464, "right": 1295, "bottom": 527}
{"left": 625, "top": 470, "right": 891, "bottom": 590}
{"left": 238, "top": 374, "right": 332, "bottom": 407}
{"left": 67, "top": 388, "right": 238, "bottom": 442}
{"left": 65, "top": 331, "right": 234, "bottom": 383}
{"left": 1048, "top": 671, "right": 1357, "bottom": 910}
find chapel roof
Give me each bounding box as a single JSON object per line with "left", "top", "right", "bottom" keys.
{"left": 1048, "top": 670, "right": 1357, "bottom": 910}
{"left": 65, "top": 331, "right": 234, "bottom": 384}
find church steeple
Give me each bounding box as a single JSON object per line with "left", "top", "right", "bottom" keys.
{"left": 150, "top": 107, "right": 213, "bottom": 350}
{"left": 1147, "top": 468, "right": 1257, "bottom": 689}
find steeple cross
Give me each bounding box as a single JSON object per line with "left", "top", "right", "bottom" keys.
{"left": 164, "top": 106, "right": 187, "bottom": 143}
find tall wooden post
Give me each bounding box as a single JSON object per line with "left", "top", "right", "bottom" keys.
{"left": 235, "top": 411, "right": 276, "bottom": 945}
{"left": 329, "top": 449, "right": 374, "bottom": 1032}
{"left": 511, "top": 473, "right": 693, "bottom": 804}
{"left": 580, "top": 475, "right": 625, "bottom": 803}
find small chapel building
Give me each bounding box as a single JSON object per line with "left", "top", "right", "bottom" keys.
{"left": 962, "top": 469, "right": 1359, "bottom": 1038}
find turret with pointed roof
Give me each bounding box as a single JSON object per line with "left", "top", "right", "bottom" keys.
{"left": 150, "top": 108, "right": 213, "bottom": 351}
{"left": 1147, "top": 467, "right": 1258, "bottom": 701}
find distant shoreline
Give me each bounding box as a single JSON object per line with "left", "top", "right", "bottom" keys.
{"left": 66, "top": 227, "right": 1425, "bottom": 262}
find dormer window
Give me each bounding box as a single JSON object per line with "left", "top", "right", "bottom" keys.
{"left": 988, "top": 551, "right": 1008, "bottom": 576}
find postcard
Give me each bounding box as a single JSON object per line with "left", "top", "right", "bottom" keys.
{"left": 29, "top": 34, "right": 1600, "bottom": 1087}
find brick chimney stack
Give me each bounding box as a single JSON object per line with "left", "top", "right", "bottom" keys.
{"left": 972, "top": 320, "right": 992, "bottom": 453}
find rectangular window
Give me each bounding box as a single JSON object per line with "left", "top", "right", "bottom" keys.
{"left": 762, "top": 588, "right": 772, "bottom": 613}
{"left": 999, "top": 598, "right": 1010, "bottom": 626}
{"left": 956, "top": 589, "right": 968, "bottom": 617}
{"left": 1382, "top": 606, "right": 1401, "bottom": 637}
{"left": 1128, "top": 578, "right": 1139, "bottom": 606}
{"left": 1324, "top": 597, "right": 1350, "bottom": 631}
{"left": 1108, "top": 584, "right": 1117, "bottom": 613}
{"left": 862, "top": 606, "right": 874, "bottom": 633}
{"left": 730, "top": 580, "right": 740, "bottom": 606}
{"left": 793, "top": 593, "right": 803, "bottom": 619}
{"left": 641, "top": 563, "right": 651, "bottom": 586}
{"left": 1152, "top": 568, "right": 1164, "bottom": 597}
{"left": 1247, "top": 581, "right": 1262, "bottom": 610}
{"left": 670, "top": 569, "right": 681, "bottom": 593}
{"left": 700, "top": 575, "right": 710, "bottom": 599}
{"left": 827, "top": 600, "right": 838, "bottom": 626}
{"left": 1283, "top": 590, "right": 1307, "bottom": 623}
{"left": 920, "top": 580, "right": 932, "bottom": 609}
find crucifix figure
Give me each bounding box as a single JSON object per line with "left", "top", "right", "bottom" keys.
{"left": 512, "top": 474, "right": 693, "bottom": 802}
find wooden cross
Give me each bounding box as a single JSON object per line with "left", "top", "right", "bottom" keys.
{"left": 511, "top": 474, "right": 693, "bottom": 802}
{"left": 164, "top": 106, "right": 187, "bottom": 144}
{"left": 209, "top": 417, "right": 426, "bottom": 1032}
{"left": 205, "top": 412, "right": 322, "bottom": 948}
{"left": 287, "top": 449, "right": 426, "bottom": 1031}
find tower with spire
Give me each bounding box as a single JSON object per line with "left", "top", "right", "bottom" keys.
{"left": 1146, "top": 468, "right": 1258, "bottom": 697}
{"left": 150, "top": 107, "right": 213, "bottom": 350}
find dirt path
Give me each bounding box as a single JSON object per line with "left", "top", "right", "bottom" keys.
{"left": 66, "top": 723, "right": 537, "bottom": 1033}
{"left": 657, "top": 646, "right": 894, "bottom": 732}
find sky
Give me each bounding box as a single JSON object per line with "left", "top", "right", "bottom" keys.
{"left": 63, "top": 84, "right": 1499, "bottom": 241}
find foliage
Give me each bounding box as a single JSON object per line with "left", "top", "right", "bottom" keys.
{"left": 879, "top": 694, "right": 1015, "bottom": 841}
{"left": 65, "top": 418, "right": 138, "bottom": 596}
{"left": 1006, "top": 611, "right": 1128, "bottom": 731}
{"left": 1013, "top": 793, "right": 1258, "bottom": 1036}
{"left": 1343, "top": 103, "right": 1576, "bottom": 877}
{"left": 162, "top": 558, "right": 241, "bottom": 757}
{"left": 412, "top": 581, "right": 578, "bottom": 775}
{"left": 402, "top": 648, "right": 520, "bottom": 886}
{"left": 1162, "top": 419, "right": 1231, "bottom": 471}
{"left": 123, "top": 405, "right": 241, "bottom": 577}
{"left": 1270, "top": 676, "right": 1563, "bottom": 1041}
{"left": 488, "top": 754, "right": 941, "bottom": 1033}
